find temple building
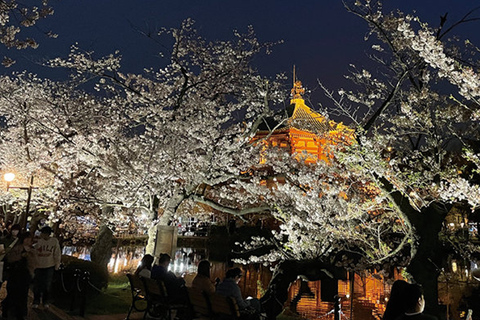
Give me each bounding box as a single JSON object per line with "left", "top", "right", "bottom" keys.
{"left": 253, "top": 78, "right": 355, "bottom": 163}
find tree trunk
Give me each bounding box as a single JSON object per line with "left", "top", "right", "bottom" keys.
{"left": 406, "top": 202, "right": 450, "bottom": 320}
{"left": 383, "top": 177, "right": 451, "bottom": 319}
{"left": 90, "top": 224, "right": 113, "bottom": 281}
{"left": 260, "top": 260, "right": 346, "bottom": 320}
{"left": 146, "top": 193, "right": 184, "bottom": 255}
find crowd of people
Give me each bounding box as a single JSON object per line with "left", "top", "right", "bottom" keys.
{"left": 0, "top": 224, "right": 61, "bottom": 320}
{"left": 135, "top": 253, "right": 262, "bottom": 319}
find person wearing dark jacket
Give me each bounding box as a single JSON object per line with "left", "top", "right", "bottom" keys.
{"left": 216, "top": 267, "right": 261, "bottom": 314}
{"left": 383, "top": 280, "right": 410, "bottom": 320}
{"left": 2, "top": 232, "right": 36, "bottom": 320}
{"left": 151, "top": 253, "right": 186, "bottom": 303}
{"left": 395, "top": 284, "right": 437, "bottom": 320}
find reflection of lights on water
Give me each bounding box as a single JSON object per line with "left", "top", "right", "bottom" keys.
{"left": 114, "top": 257, "right": 121, "bottom": 273}
{"left": 173, "top": 260, "right": 186, "bottom": 274}
{"left": 66, "top": 246, "right": 201, "bottom": 275}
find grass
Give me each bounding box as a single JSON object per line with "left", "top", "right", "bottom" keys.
{"left": 54, "top": 273, "right": 137, "bottom": 316}
{"left": 84, "top": 273, "right": 135, "bottom": 315}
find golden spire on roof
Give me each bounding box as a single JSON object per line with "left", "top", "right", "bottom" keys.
{"left": 291, "top": 65, "right": 305, "bottom": 102}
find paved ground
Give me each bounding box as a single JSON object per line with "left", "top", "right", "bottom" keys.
{"left": 7, "top": 302, "right": 144, "bottom": 320}
{"left": 0, "top": 283, "right": 143, "bottom": 320}
{"left": 29, "top": 303, "right": 145, "bottom": 320}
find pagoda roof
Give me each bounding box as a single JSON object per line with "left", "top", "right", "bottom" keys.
{"left": 287, "top": 99, "right": 330, "bottom": 133}
{"left": 257, "top": 80, "right": 331, "bottom": 135}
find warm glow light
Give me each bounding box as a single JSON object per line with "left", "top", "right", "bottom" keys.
{"left": 4, "top": 172, "right": 15, "bottom": 182}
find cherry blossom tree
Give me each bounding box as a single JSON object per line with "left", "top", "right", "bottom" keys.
{"left": 0, "top": 71, "right": 127, "bottom": 234}
{"left": 224, "top": 2, "right": 480, "bottom": 318}
{"left": 0, "top": 19, "right": 285, "bottom": 246}
{"left": 0, "top": 0, "right": 54, "bottom": 66}
{"left": 312, "top": 0, "right": 480, "bottom": 314}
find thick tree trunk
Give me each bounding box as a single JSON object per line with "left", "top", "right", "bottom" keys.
{"left": 260, "top": 260, "right": 346, "bottom": 320}
{"left": 382, "top": 177, "right": 451, "bottom": 319}
{"left": 90, "top": 224, "right": 113, "bottom": 281}
{"left": 406, "top": 202, "right": 450, "bottom": 319}
{"left": 146, "top": 193, "right": 184, "bottom": 255}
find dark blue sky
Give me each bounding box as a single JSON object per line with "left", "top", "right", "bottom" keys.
{"left": 7, "top": 0, "right": 480, "bottom": 107}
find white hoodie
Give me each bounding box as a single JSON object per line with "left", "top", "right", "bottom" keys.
{"left": 34, "top": 236, "right": 61, "bottom": 269}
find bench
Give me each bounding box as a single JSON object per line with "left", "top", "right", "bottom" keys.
{"left": 187, "top": 287, "right": 211, "bottom": 319}
{"left": 210, "top": 293, "right": 241, "bottom": 320}
{"left": 126, "top": 273, "right": 147, "bottom": 320}
{"left": 142, "top": 277, "right": 188, "bottom": 320}
{"left": 186, "top": 287, "right": 241, "bottom": 320}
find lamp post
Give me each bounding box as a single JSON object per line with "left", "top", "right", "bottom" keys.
{"left": 4, "top": 173, "right": 35, "bottom": 230}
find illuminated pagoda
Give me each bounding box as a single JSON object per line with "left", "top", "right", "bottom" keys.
{"left": 253, "top": 74, "right": 354, "bottom": 163}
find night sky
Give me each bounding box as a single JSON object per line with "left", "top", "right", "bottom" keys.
{"left": 7, "top": 0, "right": 480, "bottom": 108}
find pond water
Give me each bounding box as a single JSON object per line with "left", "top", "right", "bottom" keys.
{"left": 62, "top": 245, "right": 478, "bottom": 320}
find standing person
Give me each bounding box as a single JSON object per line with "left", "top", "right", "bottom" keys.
{"left": 135, "top": 254, "right": 154, "bottom": 278}
{"left": 0, "top": 224, "right": 22, "bottom": 284}
{"left": 2, "top": 232, "right": 36, "bottom": 320}
{"left": 1, "top": 223, "right": 21, "bottom": 250}
{"left": 383, "top": 280, "right": 410, "bottom": 320}
{"left": 192, "top": 260, "right": 215, "bottom": 295}
{"left": 396, "top": 283, "right": 437, "bottom": 320}
{"left": 32, "top": 226, "right": 61, "bottom": 309}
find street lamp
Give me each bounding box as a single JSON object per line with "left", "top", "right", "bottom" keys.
{"left": 3, "top": 173, "right": 35, "bottom": 230}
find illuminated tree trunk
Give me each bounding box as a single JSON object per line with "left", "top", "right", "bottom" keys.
{"left": 146, "top": 193, "right": 185, "bottom": 255}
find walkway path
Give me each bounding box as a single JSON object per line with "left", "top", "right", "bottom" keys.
{"left": 29, "top": 304, "right": 145, "bottom": 320}
{"left": 10, "top": 302, "right": 144, "bottom": 320}
{"left": 0, "top": 284, "right": 143, "bottom": 320}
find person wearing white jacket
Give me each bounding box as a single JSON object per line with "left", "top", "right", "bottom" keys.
{"left": 32, "top": 226, "right": 61, "bottom": 308}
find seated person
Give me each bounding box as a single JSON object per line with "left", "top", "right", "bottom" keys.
{"left": 135, "top": 254, "right": 154, "bottom": 278}
{"left": 151, "top": 253, "right": 186, "bottom": 303}
{"left": 192, "top": 260, "right": 215, "bottom": 295}
{"left": 216, "top": 267, "right": 261, "bottom": 313}
{"left": 396, "top": 284, "right": 437, "bottom": 320}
